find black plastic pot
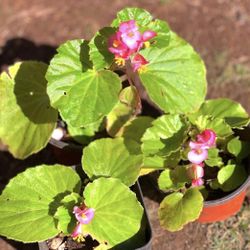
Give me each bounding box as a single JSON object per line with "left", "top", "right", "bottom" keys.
{"left": 38, "top": 179, "right": 152, "bottom": 250}
{"left": 49, "top": 138, "right": 83, "bottom": 165}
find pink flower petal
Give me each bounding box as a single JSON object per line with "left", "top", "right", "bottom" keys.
{"left": 197, "top": 129, "right": 216, "bottom": 148}
{"left": 188, "top": 148, "right": 208, "bottom": 164}
{"left": 192, "top": 178, "right": 204, "bottom": 187}
{"left": 71, "top": 223, "right": 82, "bottom": 238}
{"left": 131, "top": 53, "right": 149, "bottom": 72}
{"left": 142, "top": 30, "right": 157, "bottom": 41}
{"left": 108, "top": 32, "right": 131, "bottom": 59}
{"left": 119, "top": 20, "right": 138, "bottom": 33}
{"left": 73, "top": 206, "right": 95, "bottom": 224}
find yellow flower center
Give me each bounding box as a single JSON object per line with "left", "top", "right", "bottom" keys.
{"left": 144, "top": 41, "right": 150, "bottom": 48}
{"left": 138, "top": 65, "right": 148, "bottom": 73}
{"left": 115, "top": 57, "right": 126, "bottom": 66}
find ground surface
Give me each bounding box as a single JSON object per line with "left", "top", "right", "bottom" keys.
{"left": 0, "top": 0, "right": 250, "bottom": 249}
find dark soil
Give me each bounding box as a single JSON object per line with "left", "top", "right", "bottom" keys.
{"left": 0, "top": 0, "right": 250, "bottom": 250}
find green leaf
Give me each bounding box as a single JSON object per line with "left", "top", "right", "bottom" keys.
{"left": 158, "top": 188, "right": 203, "bottom": 232}
{"left": 118, "top": 116, "right": 154, "bottom": 143}
{"left": 106, "top": 86, "right": 140, "bottom": 137}
{"left": 143, "top": 155, "right": 165, "bottom": 169}
{"left": 189, "top": 98, "right": 250, "bottom": 128}
{"left": 227, "top": 136, "right": 250, "bottom": 160}
{"left": 111, "top": 7, "right": 152, "bottom": 27}
{"left": 0, "top": 165, "right": 81, "bottom": 242}
{"left": 142, "top": 114, "right": 187, "bottom": 157}
{"left": 139, "top": 33, "right": 207, "bottom": 114}
{"left": 158, "top": 166, "right": 189, "bottom": 192}
{"left": 82, "top": 178, "right": 144, "bottom": 247}
{"left": 142, "top": 19, "right": 170, "bottom": 49}
{"left": 82, "top": 138, "right": 142, "bottom": 186}
{"left": 205, "top": 148, "right": 223, "bottom": 167}
{"left": 89, "top": 27, "right": 115, "bottom": 70}
{"left": 46, "top": 39, "right": 122, "bottom": 127}
{"left": 68, "top": 118, "right": 103, "bottom": 145}
{"left": 54, "top": 193, "right": 82, "bottom": 234}
{"left": 217, "top": 164, "right": 247, "bottom": 192}
{"left": 0, "top": 62, "right": 58, "bottom": 159}
{"left": 194, "top": 115, "right": 233, "bottom": 138}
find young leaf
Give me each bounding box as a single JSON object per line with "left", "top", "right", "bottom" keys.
{"left": 217, "top": 164, "right": 247, "bottom": 192}
{"left": 106, "top": 86, "right": 139, "bottom": 137}
{"left": 205, "top": 148, "right": 223, "bottom": 167}
{"left": 142, "top": 19, "right": 170, "bottom": 48}
{"left": 158, "top": 188, "right": 203, "bottom": 232}
{"left": 82, "top": 178, "right": 144, "bottom": 247}
{"left": 54, "top": 193, "right": 82, "bottom": 234}
{"left": 89, "top": 27, "right": 115, "bottom": 70}
{"left": 111, "top": 7, "right": 152, "bottom": 27}
{"left": 142, "top": 114, "right": 187, "bottom": 157}
{"left": 139, "top": 32, "right": 207, "bottom": 114}
{"left": 158, "top": 166, "right": 189, "bottom": 192}
{"left": 46, "top": 39, "right": 122, "bottom": 127}
{"left": 227, "top": 136, "right": 250, "bottom": 160}
{"left": 189, "top": 98, "right": 250, "bottom": 128}
{"left": 0, "top": 62, "right": 58, "bottom": 159}
{"left": 82, "top": 138, "right": 142, "bottom": 186}
{"left": 0, "top": 165, "right": 81, "bottom": 242}
{"left": 194, "top": 115, "right": 233, "bottom": 138}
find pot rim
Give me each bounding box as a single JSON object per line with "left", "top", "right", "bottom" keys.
{"left": 204, "top": 174, "right": 250, "bottom": 207}
{"left": 49, "top": 138, "right": 82, "bottom": 150}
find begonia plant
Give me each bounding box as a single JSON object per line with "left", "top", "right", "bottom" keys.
{"left": 140, "top": 98, "right": 250, "bottom": 231}
{"left": 1, "top": 5, "right": 244, "bottom": 248}
{"left": 0, "top": 7, "right": 206, "bottom": 159}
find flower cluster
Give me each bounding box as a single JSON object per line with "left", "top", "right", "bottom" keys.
{"left": 108, "top": 20, "right": 157, "bottom": 72}
{"left": 71, "top": 205, "right": 95, "bottom": 242}
{"left": 187, "top": 129, "right": 216, "bottom": 187}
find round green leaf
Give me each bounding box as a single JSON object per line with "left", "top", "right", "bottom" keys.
{"left": 190, "top": 98, "right": 250, "bottom": 128}
{"left": 139, "top": 32, "right": 207, "bottom": 114}
{"left": 111, "top": 7, "right": 152, "bottom": 27}
{"left": 82, "top": 178, "right": 144, "bottom": 247}
{"left": 0, "top": 165, "right": 81, "bottom": 242}
{"left": 158, "top": 188, "right": 203, "bottom": 232}
{"left": 0, "top": 62, "right": 58, "bottom": 159}
{"left": 46, "top": 39, "right": 122, "bottom": 127}
{"left": 217, "top": 164, "right": 247, "bottom": 192}
{"left": 141, "top": 114, "right": 187, "bottom": 157}
{"left": 82, "top": 138, "right": 142, "bottom": 186}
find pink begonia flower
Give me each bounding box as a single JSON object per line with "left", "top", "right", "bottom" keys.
{"left": 108, "top": 32, "right": 131, "bottom": 59}
{"left": 119, "top": 20, "right": 142, "bottom": 50}
{"left": 73, "top": 205, "right": 95, "bottom": 224}
{"left": 192, "top": 178, "right": 204, "bottom": 187}
{"left": 188, "top": 164, "right": 204, "bottom": 180}
{"left": 71, "top": 222, "right": 83, "bottom": 239}
{"left": 188, "top": 147, "right": 208, "bottom": 164}
{"left": 189, "top": 129, "right": 216, "bottom": 150}
{"left": 142, "top": 30, "right": 157, "bottom": 42}
{"left": 131, "top": 53, "right": 149, "bottom": 72}
{"left": 71, "top": 205, "right": 94, "bottom": 241}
